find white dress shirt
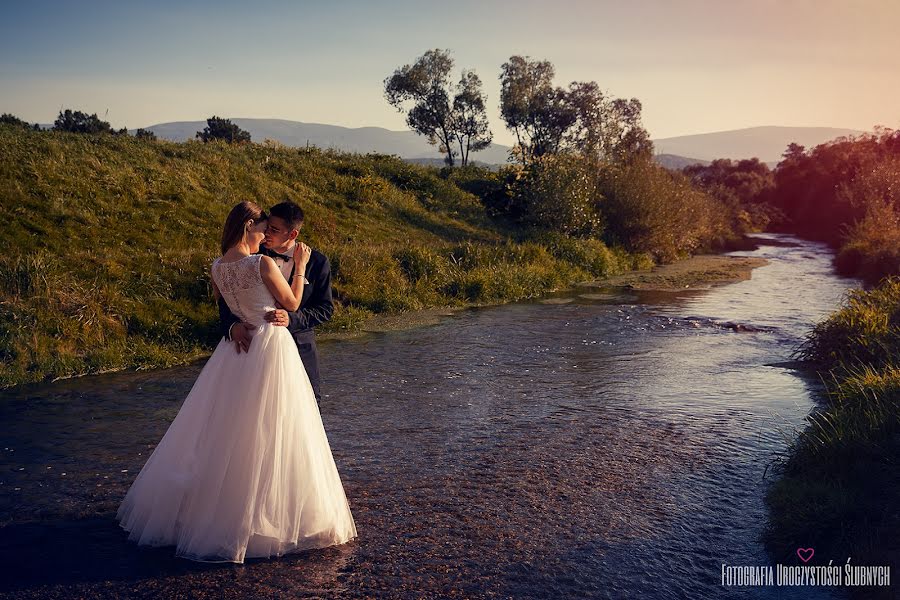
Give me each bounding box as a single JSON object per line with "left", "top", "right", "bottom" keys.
{"left": 271, "top": 242, "right": 297, "bottom": 280}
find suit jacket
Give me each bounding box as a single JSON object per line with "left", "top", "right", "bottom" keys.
{"left": 217, "top": 245, "right": 334, "bottom": 344}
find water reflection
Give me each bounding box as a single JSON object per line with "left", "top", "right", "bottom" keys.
{"left": 0, "top": 234, "right": 861, "bottom": 598}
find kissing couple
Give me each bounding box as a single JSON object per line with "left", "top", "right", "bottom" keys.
{"left": 115, "top": 200, "right": 358, "bottom": 564}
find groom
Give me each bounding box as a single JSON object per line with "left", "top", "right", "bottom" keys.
{"left": 218, "top": 200, "right": 333, "bottom": 407}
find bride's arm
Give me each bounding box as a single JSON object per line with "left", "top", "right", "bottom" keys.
{"left": 260, "top": 245, "right": 311, "bottom": 311}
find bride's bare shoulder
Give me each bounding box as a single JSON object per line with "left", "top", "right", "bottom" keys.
{"left": 258, "top": 254, "right": 279, "bottom": 274}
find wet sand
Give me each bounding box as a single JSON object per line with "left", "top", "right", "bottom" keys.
{"left": 578, "top": 254, "right": 770, "bottom": 293}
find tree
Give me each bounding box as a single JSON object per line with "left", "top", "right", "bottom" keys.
{"left": 451, "top": 70, "right": 492, "bottom": 167}
{"left": 52, "top": 109, "right": 115, "bottom": 134}
{"left": 601, "top": 98, "right": 653, "bottom": 164}
{"left": 683, "top": 158, "right": 778, "bottom": 232}
{"left": 196, "top": 116, "right": 251, "bottom": 143}
{"left": 384, "top": 49, "right": 492, "bottom": 167}
{"left": 135, "top": 128, "right": 157, "bottom": 141}
{"left": 499, "top": 56, "right": 651, "bottom": 166}
{"left": 499, "top": 56, "right": 575, "bottom": 165}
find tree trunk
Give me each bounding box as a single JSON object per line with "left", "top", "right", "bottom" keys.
{"left": 440, "top": 125, "right": 454, "bottom": 167}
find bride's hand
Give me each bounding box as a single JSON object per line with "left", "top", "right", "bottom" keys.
{"left": 293, "top": 242, "right": 312, "bottom": 267}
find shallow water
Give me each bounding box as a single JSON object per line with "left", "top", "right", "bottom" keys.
{"left": 0, "top": 234, "right": 865, "bottom": 598}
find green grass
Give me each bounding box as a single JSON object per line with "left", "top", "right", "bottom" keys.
{"left": 793, "top": 277, "right": 900, "bottom": 373}
{"left": 834, "top": 206, "right": 900, "bottom": 285}
{"left": 0, "top": 126, "right": 649, "bottom": 387}
{"left": 765, "top": 277, "right": 900, "bottom": 590}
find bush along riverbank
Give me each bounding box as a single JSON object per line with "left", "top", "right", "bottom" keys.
{"left": 766, "top": 128, "right": 900, "bottom": 285}
{"left": 683, "top": 127, "right": 900, "bottom": 286}
{"left": 0, "top": 125, "right": 749, "bottom": 388}
{"left": 764, "top": 276, "right": 900, "bottom": 596}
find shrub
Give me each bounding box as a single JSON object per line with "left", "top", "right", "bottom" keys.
{"left": 52, "top": 109, "right": 116, "bottom": 134}
{"left": 195, "top": 116, "right": 251, "bottom": 144}
{"left": 599, "top": 159, "right": 729, "bottom": 262}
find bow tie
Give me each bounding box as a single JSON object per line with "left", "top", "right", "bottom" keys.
{"left": 268, "top": 248, "right": 293, "bottom": 261}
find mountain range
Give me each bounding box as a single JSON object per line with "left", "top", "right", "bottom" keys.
{"left": 652, "top": 126, "right": 865, "bottom": 166}
{"left": 139, "top": 119, "right": 868, "bottom": 169}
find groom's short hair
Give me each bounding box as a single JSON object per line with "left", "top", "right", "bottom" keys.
{"left": 269, "top": 201, "right": 304, "bottom": 232}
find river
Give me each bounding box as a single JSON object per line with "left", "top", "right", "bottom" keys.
{"left": 0, "top": 233, "right": 863, "bottom": 598}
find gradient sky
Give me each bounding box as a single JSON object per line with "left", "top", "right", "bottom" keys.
{"left": 2, "top": 0, "right": 898, "bottom": 144}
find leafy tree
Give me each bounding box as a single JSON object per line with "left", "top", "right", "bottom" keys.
{"left": 683, "top": 158, "right": 778, "bottom": 231}
{"left": 602, "top": 98, "right": 653, "bottom": 164}
{"left": 763, "top": 128, "right": 900, "bottom": 281}
{"left": 196, "top": 116, "right": 251, "bottom": 144}
{"left": 499, "top": 56, "right": 651, "bottom": 166}
{"left": 385, "top": 49, "right": 492, "bottom": 167}
{"left": 499, "top": 56, "right": 575, "bottom": 164}
{"left": 767, "top": 130, "right": 900, "bottom": 243}
{"left": 451, "top": 70, "right": 492, "bottom": 167}
{"left": 565, "top": 83, "right": 651, "bottom": 165}
{"left": 52, "top": 109, "right": 115, "bottom": 134}
{"left": 135, "top": 128, "right": 157, "bottom": 141}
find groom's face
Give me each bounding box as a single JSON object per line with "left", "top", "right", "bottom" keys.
{"left": 263, "top": 215, "right": 299, "bottom": 251}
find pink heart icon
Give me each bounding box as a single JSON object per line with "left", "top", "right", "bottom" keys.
{"left": 796, "top": 548, "right": 814, "bottom": 563}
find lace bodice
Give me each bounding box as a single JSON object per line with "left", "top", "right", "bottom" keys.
{"left": 212, "top": 255, "right": 277, "bottom": 326}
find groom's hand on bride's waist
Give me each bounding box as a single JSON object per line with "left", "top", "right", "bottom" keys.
{"left": 265, "top": 309, "right": 289, "bottom": 328}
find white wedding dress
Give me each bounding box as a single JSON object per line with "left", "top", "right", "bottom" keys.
{"left": 116, "top": 254, "right": 358, "bottom": 563}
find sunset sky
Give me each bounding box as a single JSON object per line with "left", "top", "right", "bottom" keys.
{"left": 2, "top": 0, "right": 898, "bottom": 144}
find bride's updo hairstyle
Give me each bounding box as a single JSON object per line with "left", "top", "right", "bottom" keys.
{"left": 221, "top": 201, "right": 268, "bottom": 254}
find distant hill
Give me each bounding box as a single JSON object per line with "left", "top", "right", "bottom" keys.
{"left": 139, "top": 119, "right": 869, "bottom": 169}
{"left": 653, "top": 154, "right": 710, "bottom": 170}
{"left": 653, "top": 126, "right": 867, "bottom": 164}
{"left": 140, "top": 118, "right": 513, "bottom": 164}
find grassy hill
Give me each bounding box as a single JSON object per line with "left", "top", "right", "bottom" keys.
{"left": 0, "top": 126, "right": 650, "bottom": 387}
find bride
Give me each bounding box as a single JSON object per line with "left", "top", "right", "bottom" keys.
{"left": 116, "top": 200, "right": 358, "bottom": 563}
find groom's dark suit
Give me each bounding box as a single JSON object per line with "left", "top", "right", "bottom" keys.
{"left": 218, "top": 245, "right": 334, "bottom": 406}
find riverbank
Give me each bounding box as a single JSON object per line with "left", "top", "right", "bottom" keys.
{"left": 312, "top": 253, "right": 771, "bottom": 340}
{"left": 764, "top": 277, "right": 900, "bottom": 599}
{"left": 578, "top": 254, "right": 769, "bottom": 292}
{"left": 0, "top": 125, "right": 755, "bottom": 388}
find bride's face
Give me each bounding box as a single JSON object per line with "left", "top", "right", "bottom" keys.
{"left": 246, "top": 219, "right": 268, "bottom": 253}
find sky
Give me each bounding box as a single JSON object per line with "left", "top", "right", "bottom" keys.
{"left": 2, "top": 0, "right": 898, "bottom": 145}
